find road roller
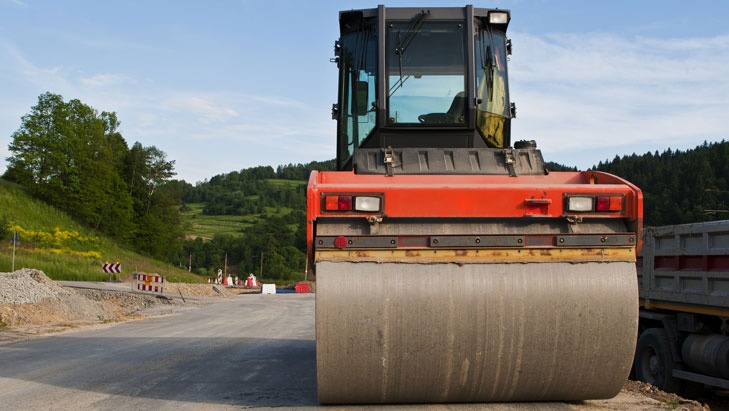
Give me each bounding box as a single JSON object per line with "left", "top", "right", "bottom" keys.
{"left": 307, "top": 5, "right": 644, "bottom": 404}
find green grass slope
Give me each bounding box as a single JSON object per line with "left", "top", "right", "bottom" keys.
{"left": 181, "top": 203, "right": 256, "bottom": 239}
{"left": 182, "top": 204, "right": 299, "bottom": 239}
{"left": 0, "top": 179, "right": 205, "bottom": 283}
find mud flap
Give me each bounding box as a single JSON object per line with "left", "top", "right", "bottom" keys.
{"left": 316, "top": 261, "right": 638, "bottom": 404}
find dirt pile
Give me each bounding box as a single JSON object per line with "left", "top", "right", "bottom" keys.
{"left": 0, "top": 268, "right": 68, "bottom": 304}
{"left": 0, "top": 269, "right": 257, "bottom": 333}
{"left": 0, "top": 269, "right": 180, "bottom": 330}
{"left": 622, "top": 380, "right": 709, "bottom": 411}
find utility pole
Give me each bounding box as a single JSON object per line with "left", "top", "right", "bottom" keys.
{"left": 11, "top": 230, "right": 18, "bottom": 272}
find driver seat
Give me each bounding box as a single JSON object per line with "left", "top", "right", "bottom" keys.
{"left": 447, "top": 91, "right": 466, "bottom": 123}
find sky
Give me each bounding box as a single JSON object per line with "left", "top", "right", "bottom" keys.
{"left": 1, "top": 0, "right": 728, "bottom": 184}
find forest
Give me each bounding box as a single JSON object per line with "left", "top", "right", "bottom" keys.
{"left": 4, "top": 93, "right": 728, "bottom": 282}
{"left": 595, "top": 141, "right": 729, "bottom": 226}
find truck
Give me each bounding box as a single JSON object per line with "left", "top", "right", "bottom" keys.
{"left": 634, "top": 220, "right": 729, "bottom": 393}
{"left": 307, "top": 5, "right": 644, "bottom": 404}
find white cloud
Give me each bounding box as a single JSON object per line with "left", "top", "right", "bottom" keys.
{"left": 80, "top": 73, "right": 135, "bottom": 88}
{"left": 508, "top": 30, "right": 729, "bottom": 168}
{"left": 108, "top": 90, "right": 334, "bottom": 182}
{"left": 163, "top": 95, "right": 239, "bottom": 124}
{"left": 247, "top": 95, "right": 310, "bottom": 109}
{"left": 1, "top": 41, "right": 70, "bottom": 90}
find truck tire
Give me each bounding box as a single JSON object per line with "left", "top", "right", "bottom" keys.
{"left": 635, "top": 328, "right": 682, "bottom": 393}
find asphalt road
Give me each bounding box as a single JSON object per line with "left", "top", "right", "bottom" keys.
{"left": 0, "top": 294, "right": 318, "bottom": 410}
{"left": 0, "top": 293, "right": 659, "bottom": 411}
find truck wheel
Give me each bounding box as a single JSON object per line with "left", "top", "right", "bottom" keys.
{"left": 634, "top": 328, "right": 682, "bottom": 393}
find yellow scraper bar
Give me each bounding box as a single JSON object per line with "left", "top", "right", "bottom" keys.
{"left": 316, "top": 247, "right": 636, "bottom": 264}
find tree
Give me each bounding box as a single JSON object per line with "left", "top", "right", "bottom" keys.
{"left": 124, "top": 143, "right": 176, "bottom": 214}
{"left": 5, "top": 92, "right": 72, "bottom": 203}
{"left": 5, "top": 93, "right": 135, "bottom": 237}
{"left": 122, "top": 142, "right": 182, "bottom": 258}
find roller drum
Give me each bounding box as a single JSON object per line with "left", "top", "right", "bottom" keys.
{"left": 316, "top": 261, "right": 638, "bottom": 403}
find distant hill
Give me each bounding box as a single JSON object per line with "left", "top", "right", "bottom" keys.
{"left": 175, "top": 162, "right": 334, "bottom": 281}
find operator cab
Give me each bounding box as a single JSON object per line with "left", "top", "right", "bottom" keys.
{"left": 332, "top": 6, "right": 527, "bottom": 174}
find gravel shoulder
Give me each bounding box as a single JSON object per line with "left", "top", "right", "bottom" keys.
{"left": 0, "top": 268, "right": 246, "bottom": 344}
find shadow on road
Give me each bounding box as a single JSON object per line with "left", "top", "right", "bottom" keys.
{"left": 0, "top": 333, "right": 318, "bottom": 408}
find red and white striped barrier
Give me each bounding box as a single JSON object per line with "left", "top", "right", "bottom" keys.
{"left": 137, "top": 284, "right": 163, "bottom": 292}
{"left": 137, "top": 274, "right": 164, "bottom": 283}
{"left": 133, "top": 273, "right": 165, "bottom": 294}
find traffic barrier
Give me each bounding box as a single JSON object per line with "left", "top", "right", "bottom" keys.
{"left": 138, "top": 284, "right": 163, "bottom": 293}
{"left": 133, "top": 272, "right": 165, "bottom": 294}
{"left": 137, "top": 274, "right": 164, "bottom": 283}
{"left": 295, "top": 283, "right": 310, "bottom": 293}
{"left": 261, "top": 284, "right": 276, "bottom": 294}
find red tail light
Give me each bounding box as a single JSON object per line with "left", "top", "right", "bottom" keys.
{"left": 325, "top": 195, "right": 352, "bottom": 211}
{"left": 596, "top": 196, "right": 622, "bottom": 212}
{"left": 338, "top": 195, "right": 352, "bottom": 211}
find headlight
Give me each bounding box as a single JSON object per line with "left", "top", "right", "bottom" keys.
{"left": 489, "top": 11, "right": 509, "bottom": 24}
{"left": 355, "top": 196, "right": 381, "bottom": 212}
{"left": 567, "top": 196, "right": 594, "bottom": 212}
